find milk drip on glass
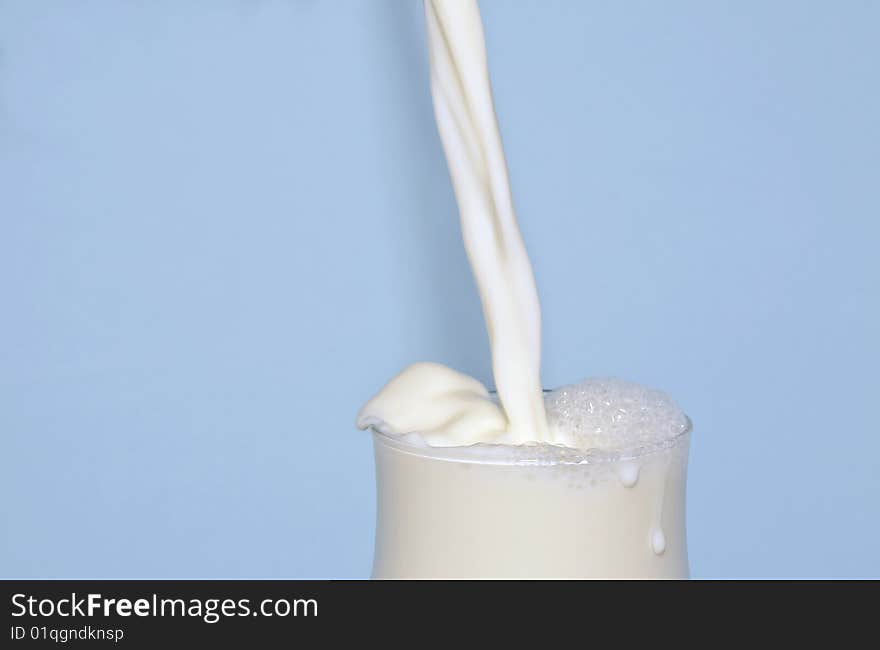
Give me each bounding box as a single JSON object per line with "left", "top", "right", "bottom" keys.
{"left": 358, "top": 0, "right": 692, "bottom": 579}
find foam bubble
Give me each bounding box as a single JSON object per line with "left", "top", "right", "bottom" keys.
{"left": 545, "top": 378, "right": 688, "bottom": 452}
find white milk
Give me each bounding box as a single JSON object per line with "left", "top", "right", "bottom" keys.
{"left": 358, "top": 1, "right": 692, "bottom": 579}
{"left": 358, "top": 0, "right": 548, "bottom": 446}
{"left": 371, "top": 381, "right": 691, "bottom": 579}
{"left": 371, "top": 430, "right": 690, "bottom": 579}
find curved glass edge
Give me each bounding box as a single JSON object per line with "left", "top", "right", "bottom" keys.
{"left": 370, "top": 415, "right": 692, "bottom": 467}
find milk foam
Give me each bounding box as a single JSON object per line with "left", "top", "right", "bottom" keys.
{"left": 545, "top": 378, "right": 689, "bottom": 451}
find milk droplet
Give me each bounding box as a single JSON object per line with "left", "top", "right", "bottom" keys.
{"left": 618, "top": 462, "right": 640, "bottom": 488}
{"left": 651, "top": 528, "right": 666, "bottom": 555}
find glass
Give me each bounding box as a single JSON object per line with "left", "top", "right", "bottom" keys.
{"left": 370, "top": 419, "right": 691, "bottom": 579}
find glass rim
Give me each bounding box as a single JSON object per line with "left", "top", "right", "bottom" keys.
{"left": 369, "top": 414, "right": 692, "bottom": 467}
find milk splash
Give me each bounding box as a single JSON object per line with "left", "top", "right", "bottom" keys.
{"left": 358, "top": 0, "right": 549, "bottom": 445}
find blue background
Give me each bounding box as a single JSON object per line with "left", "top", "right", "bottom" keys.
{"left": 2, "top": 1, "right": 877, "bottom": 579}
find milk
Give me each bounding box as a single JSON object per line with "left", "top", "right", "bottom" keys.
{"left": 358, "top": 0, "right": 692, "bottom": 579}
{"left": 358, "top": 0, "right": 548, "bottom": 446}
{"left": 371, "top": 427, "right": 691, "bottom": 579}
{"left": 370, "top": 382, "right": 691, "bottom": 579}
